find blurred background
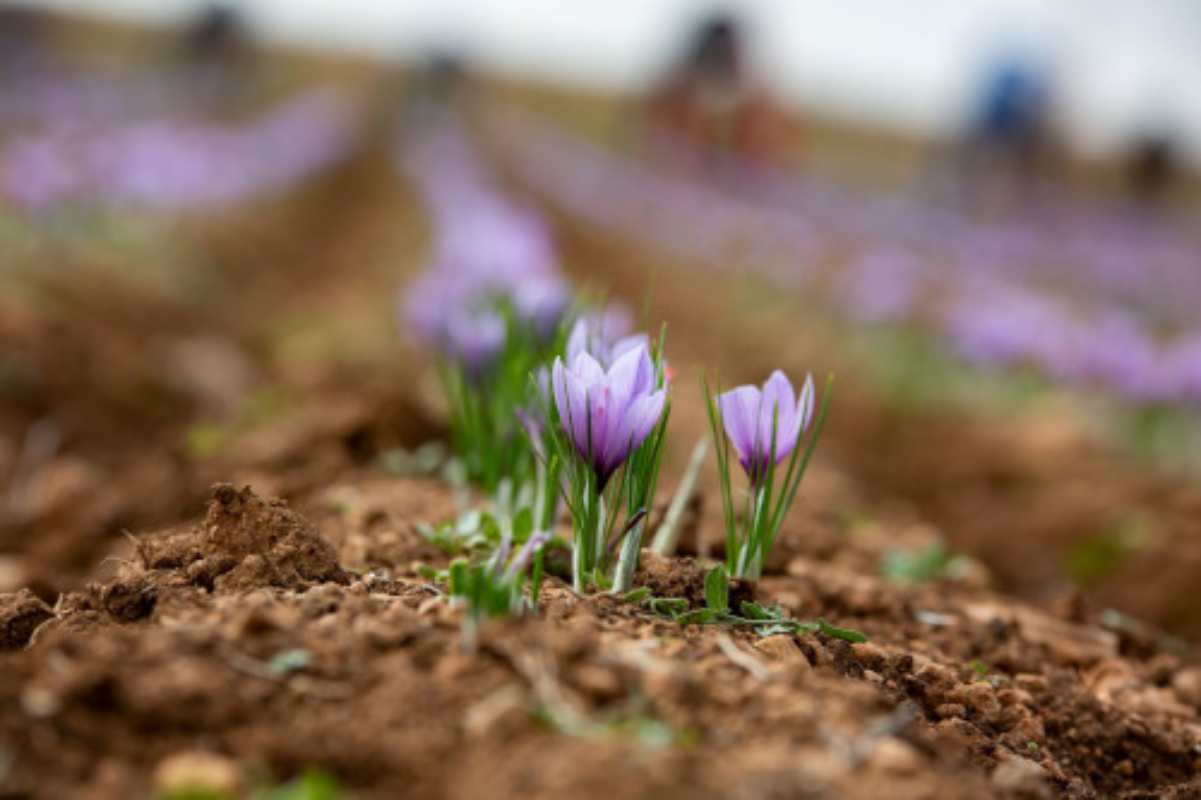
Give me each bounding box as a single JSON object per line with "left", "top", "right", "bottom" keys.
{"left": 2, "top": 1, "right": 1201, "bottom": 639}
{"left": 21, "top": 0, "right": 1201, "bottom": 166}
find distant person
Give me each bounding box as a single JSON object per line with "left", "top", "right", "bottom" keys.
{"left": 178, "top": 4, "right": 259, "bottom": 113}
{"left": 185, "top": 4, "right": 247, "bottom": 63}
{"left": 1126, "top": 133, "right": 1177, "bottom": 207}
{"left": 960, "top": 56, "right": 1056, "bottom": 206}
{"left": 402, "top": 53, "right": 470, "bottom": 127}
{"left": 644, "top": 14, "right": 798, "bottom": 170}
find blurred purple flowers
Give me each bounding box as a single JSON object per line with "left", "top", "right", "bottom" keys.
{"left": 551, "top": 344, "right": 667, "bottom": 488}
{"left": 491, "top": 109, "right": 1201, "bottom": 409}
{"left": 400, "top": 121, "right": 569, "bottom": 372}
{"left": 3, "top": 88, "right": 359, "bottom": 212}
{"left": 718, "top": 371, "right": 815, "bottom": 484}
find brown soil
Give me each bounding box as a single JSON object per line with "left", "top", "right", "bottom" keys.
{"left": 4, "top": 480, "right": 1201, "bottom": 798}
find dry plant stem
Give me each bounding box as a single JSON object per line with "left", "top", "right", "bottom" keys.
{"left": 715, "top": 633, "right": 770, "bottom": 682}
{"left": 649, "top": 438, "right": 708, "bottom": 557}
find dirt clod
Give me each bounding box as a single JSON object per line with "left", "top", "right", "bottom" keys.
{"left": 0, "top": 589, "right": 54, "bottom": 649}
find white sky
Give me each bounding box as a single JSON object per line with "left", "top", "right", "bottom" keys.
{"left": 21, "top": 0, "right": 1201, "bottom": 163}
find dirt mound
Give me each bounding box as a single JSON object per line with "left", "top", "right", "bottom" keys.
{"left": 134, "top": 483, "right": 351, "bottom": 594}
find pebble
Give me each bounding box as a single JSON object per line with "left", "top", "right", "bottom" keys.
{"left": 572, "top": 664, "right": 624, "bottom": 699}
{"left": 20, "top": 687, "right": 60, "bottom": 718}
{"left": 154, "top": 751, "right": 241, "bottom": 797}
{"left": 869, "top": 738, "right": 922, "bottom": 775}
{"left": 755, "top": 635, "right": 808, "bottom": 667}
{"left": 0, "top": 557, "right": 26, "bottom": 593}
{"left": 1173, "top": 668, "right": 1201, "bottom": 707}
{"left": 991, "top": 756, "right": 1051, "bottom": 798}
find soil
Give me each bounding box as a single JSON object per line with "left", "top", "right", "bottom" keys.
{"left": 4, "top": 39, "right": 1201, "bottom": 799}
{"left": 4, "top": 478, "right": 1201, "bottom": 798}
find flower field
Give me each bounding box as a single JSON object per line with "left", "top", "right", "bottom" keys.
{"left": 3, "top": 25, "right": 1201, "bottom": 799}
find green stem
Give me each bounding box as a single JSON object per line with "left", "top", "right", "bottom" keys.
{"left": 611, "top": 516, "right": 646, "bottom": 594}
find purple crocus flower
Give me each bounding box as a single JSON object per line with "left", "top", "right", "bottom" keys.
{"left": 443, "top": 311, "right": 506, "bottom": 376}
{"left": 718, "top": 371, "right": 815, "bottom": 484}
{"left": 513, "top": 274, "right": 570, "bottom": 338}
{"left": 565, "top": 313, "right": 648, "bottom": 369}
{"left": 551, "top": 344, "right": 666, "bottom": 488}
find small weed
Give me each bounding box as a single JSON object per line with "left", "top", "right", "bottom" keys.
{"left": 641, "top": 566, "right": 867, "bottom": 643}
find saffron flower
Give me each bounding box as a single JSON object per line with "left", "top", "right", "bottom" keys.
{"left": 717, "top": 370, "right": 815, "bottom": 484}
{"left": 705, "top": 370, "right": 831, "bottom": 580}
{"left": 545, "top": 338, "right": 670, "bottom": 593}
{"left": 551, "top": 344, "right": 666, "bottom": 490}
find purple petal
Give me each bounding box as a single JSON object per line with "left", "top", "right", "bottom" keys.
{"left": 623, "top": 388, "right": 666, "bottom": 456}
{"left": 564, "top": 368, "right": 593, "bottom": 457}
{"left": 717, "top": 385, "right": 761, "bottom": 471}
{"left": 758, "top": 370, "right": 799, "bottom": 463}
{"left": 551, "top": 358, "right": 579, "bottom": 451}
{"left": 605, "top": 344, "right": 651, "bottom": 408}
{"left": 610, "top": 333, "right": 650, "bottom": 364}
{"left": 565, "top": 318, "right": 589, "bottom": 365}
{"left": 571, "top": 351, "right": 606, "bottom": 389}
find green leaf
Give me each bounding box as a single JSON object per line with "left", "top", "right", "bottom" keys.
{"left": 1065, "top": 531, "right": 1128, "bottom": 585}
{"left": 622, "top": 587, "right": 651, "bottom": 605}
{"left": 478, "top": 513, "right": 502, "bottom": 545}
{"left": 816, "top": 619, "right": 868, "bottom": 644}
{"left": 512, "top": 506, "right": 535, "bottom": 541}
{"left": 675, "top": 608, "right": 720, "bottom": 625}
{"left": 256, "top": 769, "right": 341, "bottom": 800}
{"left": 529, "top": 548, "right": 544, "bottom": 609}
{"left": 158, "top": 789, "right": 235, "bottom": 800}
{"left": 185, "top": 424, "right": 229, "bottom": 459}
{"left": 739, "top": 601, "right": 775, "bottom": 621}
{"left": 704, "top": 565, "right": 730, "bottom": 614}
{"left": 448, "top": 559, "right": 469, "bottom": 597}
{"left": 648, "top": 597, "right": 690, "bottom": 617}
{"left": 880, "top": 543, "right": 970, "bottom": 585}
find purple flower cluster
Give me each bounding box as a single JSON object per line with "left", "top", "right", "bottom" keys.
{"left": 400, "top": 121, "right": 570, "bottom": 371}
{"left": 489, "top": 108, "right": 1201, "bottom": 408}
{"left": 3, "top": 89, "right": 359, "bottom": 212}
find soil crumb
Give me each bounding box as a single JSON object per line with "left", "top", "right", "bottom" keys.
{"left": 0, "top": 589, "right": 54, "bottom": 649}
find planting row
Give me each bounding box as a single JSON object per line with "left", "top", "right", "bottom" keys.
{"left": 2, "top": 87, "right": 360, "bottom": 214}
{"left": 488, "top": 107, "right": 1201, "bottom": 407}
